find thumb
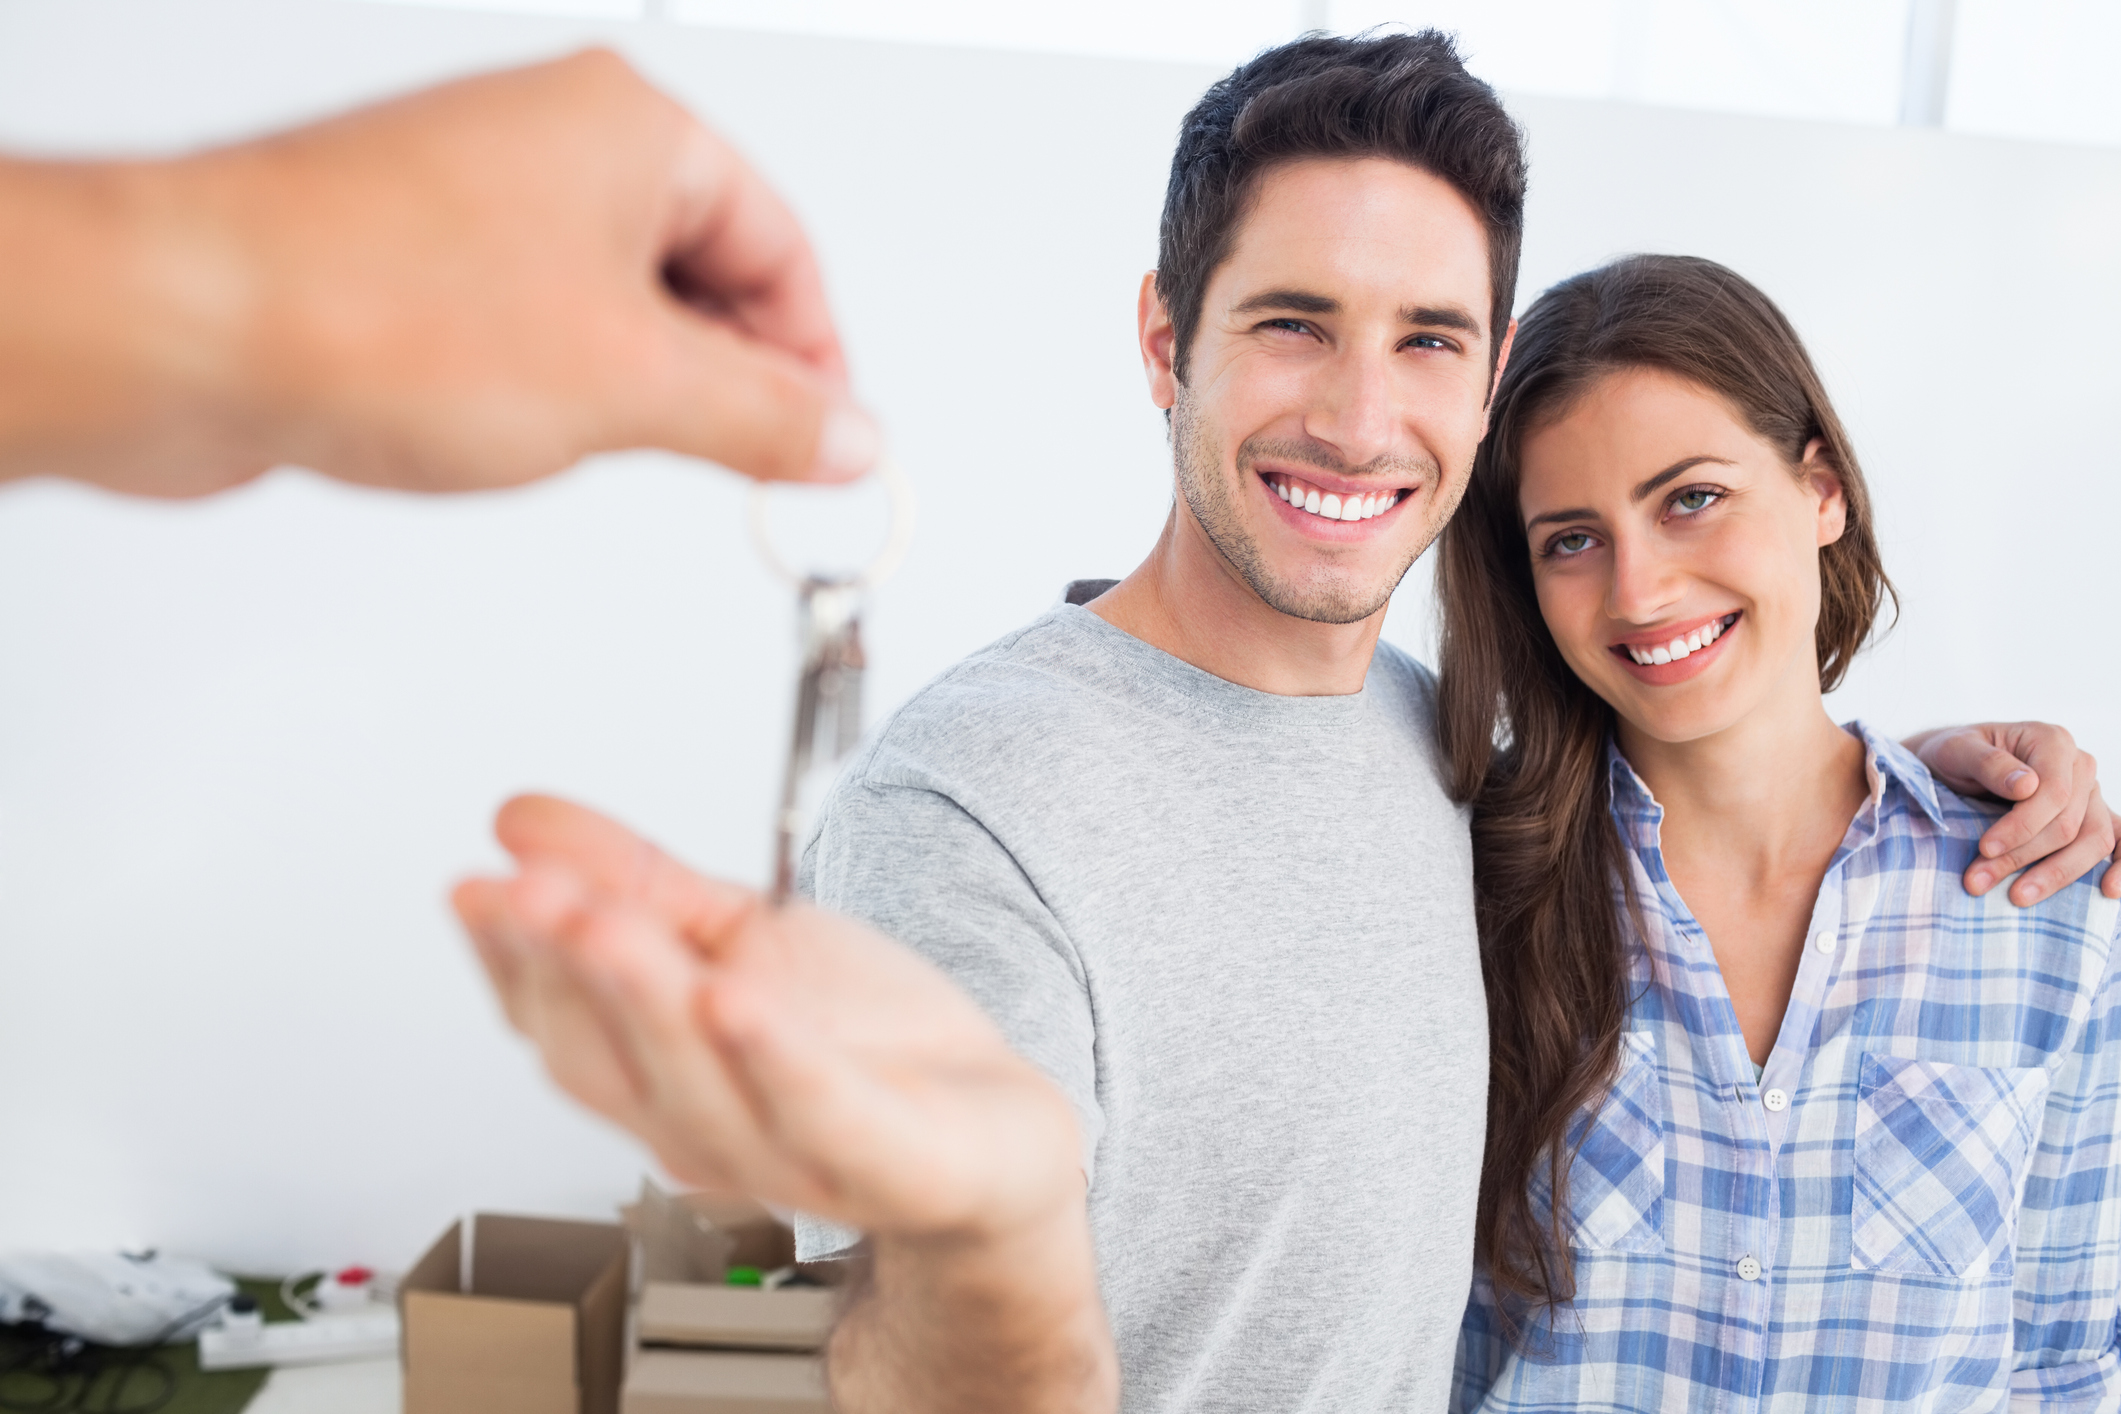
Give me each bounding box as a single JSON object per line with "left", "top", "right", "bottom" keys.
{"left": 625, "top": 314, "right": 881, "bottom": 484}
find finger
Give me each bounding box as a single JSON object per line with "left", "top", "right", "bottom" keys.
{"left": 553, "top": 896, "right": 788, "bottom": 1190}
{"left": 2006, "top": 808, "right": 2117, "bottom": 906}
{"left": 2005, "top": 781, "right": 2117, "bottom": 906}
{"left": 701, "top": 974, "right": 1074, "bottom": 1238}
{"left": 628, "top": 313, "right": 879, "bottom": 484}
{"left": 1925, "top": 729, "right": 2036, "bottom": 805}
{"left": 696, "top": 972, "right": 938, "bottom": 1226}
{"left": 661, "top": 119, "right": 849, "bottom": 387}
{"left": 453, "top": 877, "right": 530, "bottom": 1022}
{"left": 1974, "top": 755, "right": 2079, "bottom": 870}
{"left": 1972, "top": 800, "right": 2091, "bottom": 897}
{"left": 492, "top": 795, "right": 759, "bottom": 949}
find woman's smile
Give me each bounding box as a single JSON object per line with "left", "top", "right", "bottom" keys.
{"left": 1608, "top": 610, "right": 1742, "bottom": 683}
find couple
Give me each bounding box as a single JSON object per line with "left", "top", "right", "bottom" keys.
{"left": 462, "top": 29, "right": 2120, "bottom": 1413}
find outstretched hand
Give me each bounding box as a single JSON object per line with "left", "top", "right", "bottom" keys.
{"left": 453, "top": 795, "right": 1082, "bottom": 1243}
{"left": 1913, "top": 723, "right": 2119, "bottom": 904}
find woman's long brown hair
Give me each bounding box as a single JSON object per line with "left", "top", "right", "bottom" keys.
{"left": 1437, "top": 254, "right": 1895, "bottom": 1328}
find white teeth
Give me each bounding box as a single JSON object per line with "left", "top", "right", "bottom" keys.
{"left": 1685, "top": 629, "right": 1703, "bottom": 652}
{"left": 1276, "top": 480, "right": 1291, "bottom": 502}
{"left": 1361, "top": 494, "right": 1378, "bottom": 519}
{"left": 1319, "top": 493, "right": 1342, "bottom": 519}
{"left": 1340, "top": 495, "right": 1363, "bottom": 522}
{"left": 1650, "top": 646, "right": 1672, "bottom": 664}
{"left": 1668, "top": 636, "right": 1690, "bottom": 659}
{"left": 1303, "top": 488, "right": 1321, "bottom": 514}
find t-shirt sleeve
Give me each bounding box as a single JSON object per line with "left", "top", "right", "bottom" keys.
{"left": 790, "top": 774, "right": 1101, "bottom": 1259}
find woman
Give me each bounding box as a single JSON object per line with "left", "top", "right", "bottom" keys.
{"left": 1440, "top": 255, "right": 2121, "bottom": 1411}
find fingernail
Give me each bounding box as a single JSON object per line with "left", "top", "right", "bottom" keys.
{"left": 809, "top": 401, "right": 881, "bottom": 483}
{"left": 2004, "top": 769, "right": 2032, "bottom": 794}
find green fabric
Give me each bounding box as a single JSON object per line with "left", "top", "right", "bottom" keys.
{"left": 0, "top": 1277, "right": 303, "bottom": 1414}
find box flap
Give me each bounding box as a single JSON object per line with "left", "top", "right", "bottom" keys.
{"left": 406, "top": 1370, "right": 580, "bottom": 1414}
{"left": 624, "top": 1349, "right": 826, "bottom": 1402}
{"left": 401, "top": 1220, "right": 464, "bottom": 1298}
{"left": 474, "top": 1214, "right": 629, "bottom": 1305}
{"left": 578, "top": 1229, "right": 629, "bottom": 1414}
{"left": 637, "top": 1284, "right": 835, "bottom": 1352}
{"left": 403, "top": 1289, "right": 577, "bottom": 1385}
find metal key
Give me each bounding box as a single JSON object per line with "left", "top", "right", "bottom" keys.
{"left": 750, "top": 457, "right": 914, "bottom": 905}
{"left": 771, "top": 577, "right": 867, "bottom": 903}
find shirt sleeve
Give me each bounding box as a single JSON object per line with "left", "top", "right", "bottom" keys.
{"left": 788, "top": 774, "right": 1101, "bottom": 1262}
{"left": 2009, "top": 906, "right": 2121, "bottom": 1408}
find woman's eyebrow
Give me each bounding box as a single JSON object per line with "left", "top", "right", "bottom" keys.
{"left": 1524, "top": 456, "right": 1739, "bottom": 533}
{"left": 1631, "top": 456, "right": 1734, "bottom": 502}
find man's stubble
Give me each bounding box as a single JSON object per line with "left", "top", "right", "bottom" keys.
{"left": 1170, "top": 385, "right": 1460, "bottom": 627}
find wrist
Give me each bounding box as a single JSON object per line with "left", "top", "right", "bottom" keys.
{"left": 0, "top": 152, "right": 272, "bottom": 494}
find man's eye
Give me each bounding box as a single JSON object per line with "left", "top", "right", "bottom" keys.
{"left": 1408, "top": 334, "right": 1451, "bottom": 351}
{"left": 1265, "top": 319, "right": 1309, "bottom": 334}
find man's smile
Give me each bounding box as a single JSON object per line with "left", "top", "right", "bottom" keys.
{"left": 1256, "top": 466, "right": 1419, "bottom": 537}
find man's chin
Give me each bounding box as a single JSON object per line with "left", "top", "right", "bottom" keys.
{"left": 1247, "top": 573, "right": 1396, "bottom": 626}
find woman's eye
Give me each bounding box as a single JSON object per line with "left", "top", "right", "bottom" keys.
{"left": 1550, "top": 531, "right": 1594, "bottom": 557}
{"left": 1671, "top": 487, "right": 1723, "bottom": 515}
{"left": 1265, "top": 319, "right": 1309, "bottom": 334}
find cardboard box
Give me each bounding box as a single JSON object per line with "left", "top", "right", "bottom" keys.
{"left": 401, "top": 1213, "right": 628, "bottom": 1414}
{"left": 622, "top": 1350, "right": 828, "bottom": 1414}
{"left": 622, "top": 1182, "right": 842, "bottom": 1354}
{"left": 637, "top": 1283, "right": 835, "bottom": 1353}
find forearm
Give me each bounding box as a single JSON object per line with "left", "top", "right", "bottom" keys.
{"left": 0, "top": 153, "right": 271, "bottom": 495}
{"left": 827, "top": 1202, "right": 1118, "bottom": 1414}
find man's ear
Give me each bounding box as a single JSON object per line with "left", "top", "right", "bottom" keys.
{"left": 1138, "top": 271, "right": 1178, "bottom": 411}
{"left": 1477, "top": 317, "right": 1518, "bottom": 442}
{"left": 1801, "top": 437, "right": 1849, "bottom": 547}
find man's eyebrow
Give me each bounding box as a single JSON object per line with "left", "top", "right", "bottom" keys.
{"left": 1399, "top": 303, "right": 1482, "bottom": 335}
{"left": 1524, "top": 458, "right": 1739, "bottom": 533}
{"left": 1231, "top": 289, "right": 1339, "bottom": 316}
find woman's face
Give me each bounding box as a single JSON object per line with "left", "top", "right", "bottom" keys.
{"left": 1516, "top": 366, "right": 1847, "bottom": 746}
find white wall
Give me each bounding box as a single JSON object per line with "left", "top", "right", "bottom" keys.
{"left": 0, "top": 0, "right": 2114, "bottom": 1276}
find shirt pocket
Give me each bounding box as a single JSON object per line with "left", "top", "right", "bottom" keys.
{"left": 1850, "top": 1053, "right": 2048, "bottom": 1279}
{"left": 1548, "top": 1030, "right": 1666, "bottom": 1253}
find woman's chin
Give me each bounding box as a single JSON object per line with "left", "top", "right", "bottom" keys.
{"left": 1590, "top": 674, "right": 1752, "bottom": 748}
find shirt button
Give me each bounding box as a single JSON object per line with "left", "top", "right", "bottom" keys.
{"left": 1737, "top": 1255, "right": 1763, "bottom": 1282}
{"left": 1763, "top": 1088, "right": 1789, "bottom": 1112}
{"left": 1815, "top": 930, "right": 1836, "bottom": 953}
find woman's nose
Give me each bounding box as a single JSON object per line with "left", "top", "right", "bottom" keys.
{"left": 1605, "top": 535, "right": 1685, "bottom": 623}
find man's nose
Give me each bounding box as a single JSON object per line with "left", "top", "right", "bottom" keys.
{"left": 1605, "top": 534, "right": 1686, "bottom": 624}
{"left": 1303, "top": 344, "right": 1402, "bottom": 469}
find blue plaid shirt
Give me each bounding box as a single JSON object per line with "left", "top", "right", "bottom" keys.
{"left": 1454, "top": 723, "right": 2121, "bottom": 1413}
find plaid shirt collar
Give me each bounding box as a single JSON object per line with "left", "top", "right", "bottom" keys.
{"left": 1605, "top": 720, "right": 1950, "bottom": 857}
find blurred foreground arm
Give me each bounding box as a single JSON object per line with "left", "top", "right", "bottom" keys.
{"left": 0, "top": 49, "right": 877, "bottom": 497}
{"left": 1910, "top": 722, "right": 2119, "bottom": 903}
{"left": 454, "top": 796, "right": 1118, "bottom": 1414}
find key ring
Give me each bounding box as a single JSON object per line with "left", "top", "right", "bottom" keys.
{"left": 747, "top": 457, "right": 916, "bottom": 592}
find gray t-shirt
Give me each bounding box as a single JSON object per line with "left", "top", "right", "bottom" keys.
{"left": 798, "top": 591, "right": 1485, "bottom": 1414}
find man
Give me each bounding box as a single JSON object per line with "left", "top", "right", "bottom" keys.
{"left": 460, "top": 30, "right": 2119, "bottom": 1414}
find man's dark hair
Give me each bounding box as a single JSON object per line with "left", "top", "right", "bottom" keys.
{"left": 1157, "top": 30, "right": 1527, "bottom": 383}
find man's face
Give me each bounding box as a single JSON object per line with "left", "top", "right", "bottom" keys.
{"left": 1146, "top": 156, "right": 1506, "bottom": 624}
